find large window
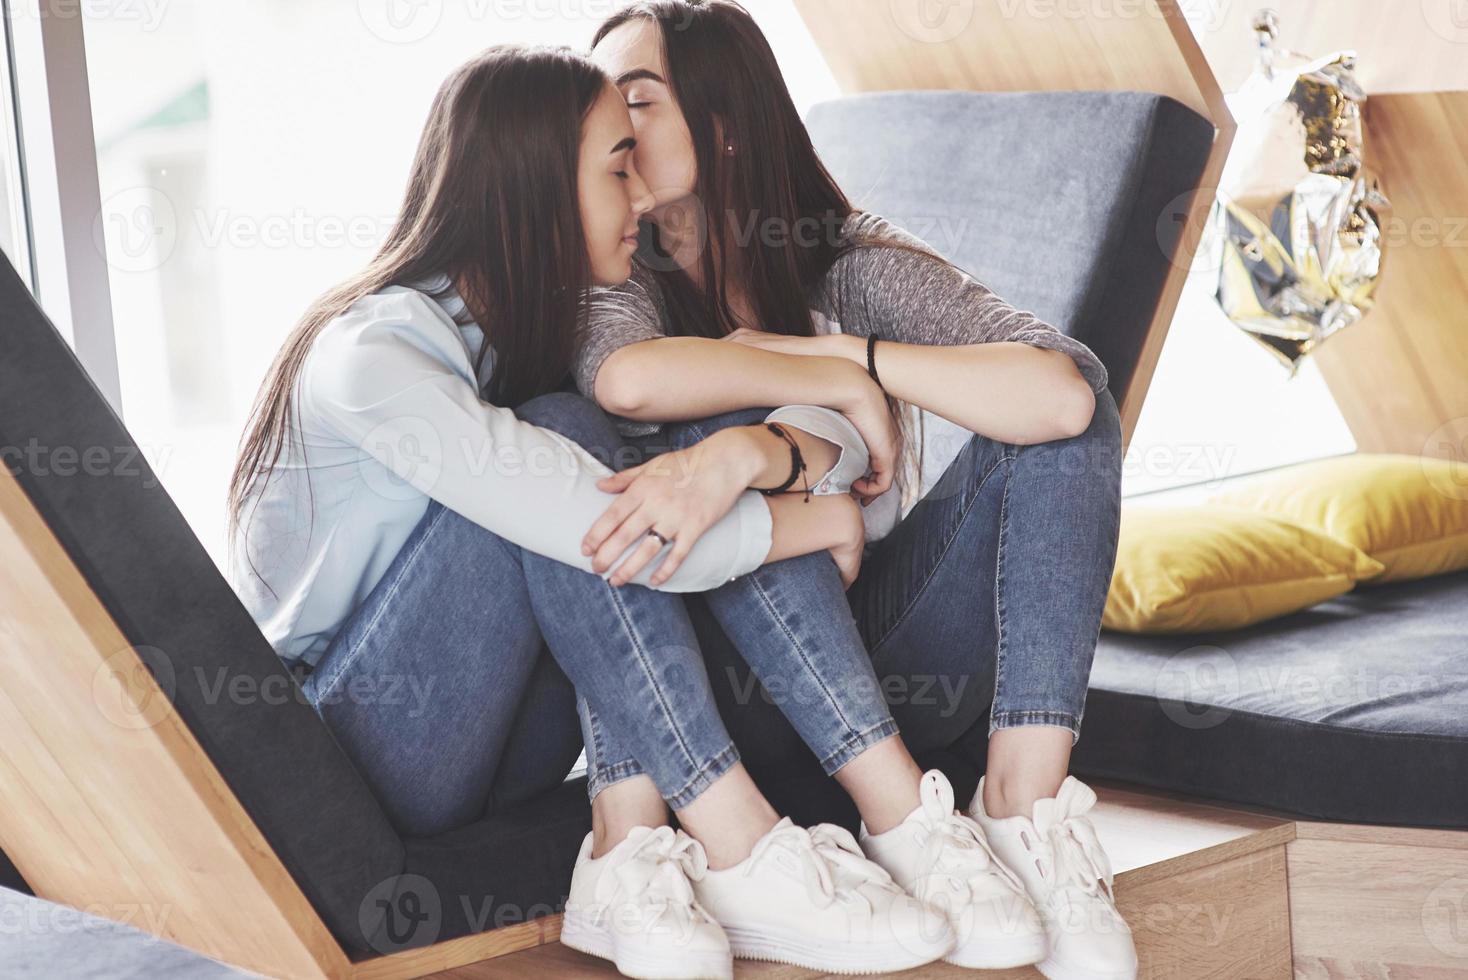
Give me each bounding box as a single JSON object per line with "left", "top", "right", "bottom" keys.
{"left": 0, "top": 3, "right": 30, "bottom": 280}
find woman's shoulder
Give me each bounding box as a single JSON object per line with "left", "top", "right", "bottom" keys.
{"left": 316, "top": 277, "right": 466, "bottom": 352}
{"left": 585, "top": 257, "right": 665, "bottom": 327}
{"left": 834, "top": 209, "right": 938, "bottom": 253}
{"left": 301, "top": 278, "right": 475, "bottom": 406}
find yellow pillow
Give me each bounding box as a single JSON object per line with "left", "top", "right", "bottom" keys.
{"left": 1208, "top": 453, "right": 1468, "bottom": 584}
{"left": 1103, "top": 505, "right": 1384, "bottom": 634}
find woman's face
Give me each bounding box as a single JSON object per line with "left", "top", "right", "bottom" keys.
{"left": 579, "top": 82, "right": 655, "bottom": 286}
{"left": 591, "top": 20, "right": 699, "bottom": 215}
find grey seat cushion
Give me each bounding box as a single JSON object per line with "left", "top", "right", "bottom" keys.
{"left": 806, "top": 89, "right": 1216, "bottom": 402}
{"left": 1073, "top": 570, "right": 1468, "bottom": 827}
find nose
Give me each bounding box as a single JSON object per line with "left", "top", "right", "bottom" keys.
{"left": 627, "top": 165, "right": 655, "bottom": 218}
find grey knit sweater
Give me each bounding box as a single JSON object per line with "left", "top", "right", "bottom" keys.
{"left": 572, "top": 210, "right": 1111, "bottom": 539}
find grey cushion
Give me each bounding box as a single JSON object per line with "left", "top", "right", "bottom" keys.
{"left": 806, "top": 90, "right": 1216, "bottom": 401}
{"left": 1073, "top": 570, "right": 1468, "bottom": 827}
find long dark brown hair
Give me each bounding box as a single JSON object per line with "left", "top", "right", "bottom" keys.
{"left": 592, "top": 0, "right": 937, "bottom": 500}
{"left": 227, "top": 44, "right": 608, "bottom": 592}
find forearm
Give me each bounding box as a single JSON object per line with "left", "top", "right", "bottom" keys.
{"left": 873, "top": 340, "right": 1096, "bottom": 444}
{"left": 762, "top": 493, "right": 861, "bottom": 564}
{"left": 595, "top": 337, "right": 870, "bottom": 420}
{"left": 748, "top": 424, "right": 838, "bottom": 491}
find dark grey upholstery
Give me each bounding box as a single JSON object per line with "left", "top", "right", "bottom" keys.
{"left": 1074, "top": 571, "right": 1468, "bottom": 828}
{"left": 0, "top": 88, "right": 1222, "bottom": 957}
{"left": 805, "top": 90, "right": 1216, "bottom": 403}
{"left": 0, "top": 256, "right": 404, "bottom": 956}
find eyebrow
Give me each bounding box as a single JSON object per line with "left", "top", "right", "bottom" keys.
{"left": 615, "top": 68, "right": 666, "bottom": 86}
{"left": 609, "top": 136, "right": 637, "bottom": 155}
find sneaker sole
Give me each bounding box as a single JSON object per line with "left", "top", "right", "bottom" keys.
{"left": 722, "top": 923, "right": 953, "bottom": 975}
{"left": 1036, "top": 951, "right": 1139, "bottom": 980}
{"left": 945, "top": 929, "right": 1049, "bottom": 969}
{"left": 560, "top": 909, "right": 733, "bottom": 980}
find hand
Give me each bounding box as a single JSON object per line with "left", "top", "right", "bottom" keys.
{"left": 839, "top": 379, "right": 899, "bottom": 503}
{"left": 583, "top": 430, "right": 761, "bottom": 587}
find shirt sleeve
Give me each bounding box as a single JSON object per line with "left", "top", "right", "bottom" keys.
{"left": 819, "top": 212, "right": 1109, "bottom": 394}
{"left": 574, "top": 264, "right": 670, "bottom": 402}
{"left": 762, "top": 405, "right": 869, "bottom": 495}
{"left": 301, "top": 310, "right": 772, "bottom": 592}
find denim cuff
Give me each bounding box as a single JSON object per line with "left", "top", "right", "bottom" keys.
{"left": 586, "top": 758, "right": 649, "bottom": 803}
{"left": 663, "top": 742, "right": 742, "bottom": 810}
{"left": 818, "top": 717, "right": 901, "bottom": 775}
{"left": 989, "top": 709, "right": 1082, "bottom": 745}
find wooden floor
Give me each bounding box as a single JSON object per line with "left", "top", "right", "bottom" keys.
{"left": 430, "top": 780, "right": 1295, "bottom": 979}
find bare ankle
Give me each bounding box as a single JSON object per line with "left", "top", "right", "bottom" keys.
{"left": 590, "top": 775, "right": 668, "bottom": 858}
{"left": 674, "top": 763, "right": 781, "bottom": 870}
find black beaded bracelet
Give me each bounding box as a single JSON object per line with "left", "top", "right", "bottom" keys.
{"left": 750, "top": 422, "right": 811, "bottom": 501}
{"left": 866, "top": 333, "right": 885, "bottom": 391}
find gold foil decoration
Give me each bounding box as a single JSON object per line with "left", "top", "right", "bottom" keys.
{"left": 1203, "top": 9, "right": 1390, "bottom": 373}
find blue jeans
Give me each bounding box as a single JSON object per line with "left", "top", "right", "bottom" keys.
{"left": 849, "top": 390, "right": 1123, "bottom": 748}
{"left": 297, "top": 392, "right": 893, "bottom": 837}
{"left": 665, "top": 391, "right": 1123, "bottom": 766}
{"left": 582, "top": 411, "right": 900, "bottom": 789}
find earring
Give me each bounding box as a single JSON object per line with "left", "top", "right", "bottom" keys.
{"left": 725, "top": 143, "right": 736, "bottom": 155}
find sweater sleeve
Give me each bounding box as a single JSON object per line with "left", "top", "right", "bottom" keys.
{"left": 818, "top": 212, "right": 1109, "bottom": 394}
{"left": 574, "top": 263, "right": 871, "bottom": 494}
{"left": 301, "top": 307, "right": 771, "bottom": 591}
{"left": 574, "top": 264, "right": 670, "bottom": 404}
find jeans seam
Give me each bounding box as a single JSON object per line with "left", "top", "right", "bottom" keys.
{"left": 663, "top": 742, "right": 741, "bottom": 810}
{"left": 747, "top": 570, "right": 858, "bottom": 736}
{"left": 871, "top": 446, "right": 1014, "bottom": 652}
{"left": 992, "top": 467, "right": 1013, "bottom": 719}
{"left": 818, "top": 717, "right": 900, "bottom": 775}
{"left": 312, "top": 502, "right": 450, "bottom": 703}
{"left": 603, "top": 582, "right": 704, "bottom": 780}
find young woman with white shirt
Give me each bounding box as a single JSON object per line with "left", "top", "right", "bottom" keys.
{"left": 577, "top": 4, "right": 1136, "bottom": 979}
{"left": 224, "top": 43, "right": 1019, "bottom": 980}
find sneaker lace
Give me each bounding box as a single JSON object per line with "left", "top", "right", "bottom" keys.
{"left": 913, "top": 773, "right": 1027, "bottom": 902}
{"left": 1032, "top": 780, "right": 1117, "bottom": 910}
{"left": 747, "top": 820, "right": 900, "bottom": 912}
{"left": 612, "top": 826, "right": 715, "bottom": 931}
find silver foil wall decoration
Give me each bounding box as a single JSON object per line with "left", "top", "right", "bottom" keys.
{"left": 1203, "top": 9, "right": 1390, "bottom": 373}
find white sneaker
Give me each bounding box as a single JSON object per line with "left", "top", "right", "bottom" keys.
{"left": 561, "top": 825, "right": 733, "bottom": 980}
{"left": 692, "top": 816, "right": 956, "bottom": 974}
{"left": 969, "top": 775, "right": 1139, "bottom": 980}
{"left": 859, "top": 770, "right": 1047, "bottom": 969}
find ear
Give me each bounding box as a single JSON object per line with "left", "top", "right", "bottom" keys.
{"left": 712, "top": 114, "right": 735, "bottom": 155}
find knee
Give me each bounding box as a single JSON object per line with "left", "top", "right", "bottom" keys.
{"left": 1015, "top": 387, "right": 1122, "bottom": 490}
{"left": 514, "top": 391, "right": 624, "bottom": 462}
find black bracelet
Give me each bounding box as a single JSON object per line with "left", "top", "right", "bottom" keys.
{"left": 866, "top": 333, "right": 884, "bottom": 391}
{"left": 750, "top": 422, "right": 810, "bottom": 501}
